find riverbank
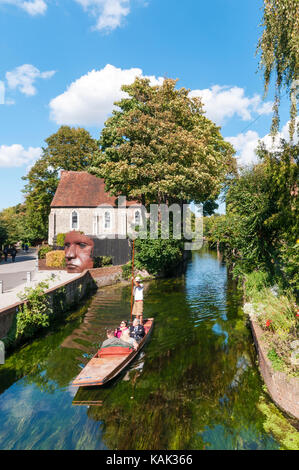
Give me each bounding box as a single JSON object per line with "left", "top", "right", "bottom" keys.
{"left": 242, "top": 272, "right": 299, "bottom": 420}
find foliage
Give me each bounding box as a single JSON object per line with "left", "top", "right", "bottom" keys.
{"left": 223, "top": 139, "right": 298, "bottom": 285}
{"left": 134, "top": 222, "right": 184, "bottom": 276}
{"left": 267, "top": 348, "right": 285, "bottom": 371}
{"left": 93, "top": 255, "right": 113, "bottom": 268}
{"left": 257, "top": 0, "right": 299, "bottom": 137}
{"left": 101, "top": 255, "right": 112, "bottom": 266}
{"left": 22, "top": 126, "right": 98, "bottom": 241}
{"left": 0, "top": 204, "right": 31, "bottom": 245}
{"left": 0, "top": 221, "right": 7, "bottom": 246}
{"left": 17, "top": 280, "right": 51, "bottom": 339}
{"left": 46, "top": 250, "right": 66, "bottom": 268}
{"left": 243, "top": 272, "right": 298, "bottom": 376}
{"left": 243, "top": 271, "right": 272, "bottom": 299}
{"left": 56, "top": 233, "right": 66, "bottom": 247}
{"left": 90, "top": 77, "right": 235, "bottom": 207}
{"left": 38, "top": 245, "right": 53, "bottom": 259}
{"left": 121, "top": 261, "right": 132, "bottom": 280}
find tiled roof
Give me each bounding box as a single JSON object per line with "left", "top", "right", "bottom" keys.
{"left": 51, "top": 171, "right": 139, "bottom": 207}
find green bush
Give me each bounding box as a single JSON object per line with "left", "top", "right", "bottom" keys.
{"left": 267, "top": 348, "right": 285, "bottom": 372}
{"left": 101, "top": 256, "right": 112, "bottom": 266}
{"left": 17, "top": 280, "right": 51, "bottom": 339}
{"left": 244, "top": 270, "right": 271, "bottom": 300}
{"left": 46, "top": 250, "right": 66, "bottom": 268}
{"left": 122, "top": 261, "right": 132, "bottom": 279}
{"left": 134, "top": 223, "right": 184, "bottom": 276}
{"left": 38, "top": 246, "right": 53, "bottom": 259}
{"left": 93, "top": 256, "right": 113, "bottom": 268}
{"left": 56, "top": 233, "right": 66, "bottom": 247}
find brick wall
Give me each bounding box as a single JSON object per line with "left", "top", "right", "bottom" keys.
{"left": 0, "top": 270, "right": 96, "bottom": 341}
{"left": 250, "top": 319, "right": 299, "bottom": 419}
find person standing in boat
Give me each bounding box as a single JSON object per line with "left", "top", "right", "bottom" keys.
{"left": 132, "top": 276, "right": 144, "bottom": 324}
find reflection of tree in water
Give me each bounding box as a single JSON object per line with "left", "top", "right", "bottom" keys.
{"left": 76, "top": 310, "right": 273, "bottom": 450}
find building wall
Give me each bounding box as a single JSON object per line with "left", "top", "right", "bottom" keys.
{"left": 48, "top": 207, "right": 143, "bottom": 245}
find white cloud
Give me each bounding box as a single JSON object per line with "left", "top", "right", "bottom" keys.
{"left": 49, "top": 63, "right": 163, "bottom": 126}
{"left": 0, "top": 144, "right": 42, "bottom": 167}
{"left": 189, "top": 85, "right": 273, "bottom": 125}
{"left": 0, "top": 0, "right": 47, "bottom": 15}
{"left": 6, "top": 64, "right": 55, "bottom": 96}
{"left": 226, "top": 117, "right": 299, "bottom": 167}
{"left": 74, "top": 0, "right": 131, "bottom": 31}
{"left": 226, "top": 130, "right": 260, "bottom": 167}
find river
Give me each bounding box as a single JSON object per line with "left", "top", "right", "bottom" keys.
{"left": 0, "top": 248, "right": 290, "bottom": 449}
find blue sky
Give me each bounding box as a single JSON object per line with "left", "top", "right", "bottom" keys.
{"left": 0, "top": 0, "right": 293, "bottom": 212}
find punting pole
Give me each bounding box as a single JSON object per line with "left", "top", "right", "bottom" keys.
{"left": 130, "top": 239, "right": 135, "bottom": 322}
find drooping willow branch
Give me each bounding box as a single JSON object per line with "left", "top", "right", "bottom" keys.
{"left": 257, "top": 0, "right": 299, "bottom": 139}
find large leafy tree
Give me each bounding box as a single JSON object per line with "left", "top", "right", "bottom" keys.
{"left": 257, "top": 0, "right": 299, "bottom": 137}
{"left": 23, "top": 126, "right": 98, "bottom": 241}
{"left": 0, "top": 221, "right": 7, "bottom": 247}
{"left": 0, "top": 204, "right": 28, "bottom": 245}
{"left": 225, "top": 139, "right": 298, "bottom": 287}
{"left": 90, "top": 78, "right": 235, "bottom": 207}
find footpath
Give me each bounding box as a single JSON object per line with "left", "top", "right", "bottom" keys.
{"left": 0, "top": 249, "right": 80, "bottom": 311}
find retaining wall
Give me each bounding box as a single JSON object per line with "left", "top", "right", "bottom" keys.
{"left": 0, "top": 270, "right": 96, "bottom": 340}
{"left": 250, "top": 319, "right": 299, "bottom": 420}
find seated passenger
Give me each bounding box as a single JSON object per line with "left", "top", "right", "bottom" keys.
{"left": 115, "top": 320, "right": 129, "bottom": 338}
{"left": 121, "top": 329, "right": 138, "bottom": 351}
{"left": 101, "top": 329, "right": 132, "bottom": 349}
{"left": 129, "top": 318, "right": 145, "bottom": 343}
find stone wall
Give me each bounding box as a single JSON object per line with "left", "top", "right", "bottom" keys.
{"left": 89, "top": 265, "right": 122, "bottom": 287}
{"left": 0, "top": 270, "right": 96, "bottom": 341}
{"left": 250, "top": 319, "right": 299, "bottom": 420}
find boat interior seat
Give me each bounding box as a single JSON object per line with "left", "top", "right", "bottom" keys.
{"left": 98, "top": 346, "right": 132, "bottom": 357}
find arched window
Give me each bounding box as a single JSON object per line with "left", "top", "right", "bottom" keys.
{"left": 53, "top": 213, "right": 56, "bottom": 236}
{"left": 135, "top": 210, "right": 141, "bottom": 226}
{"left": 71, "top": 210, "right": 78, "bottom": 230}
{"left": 104, "top": 211, "right": 111, "bottom": 230}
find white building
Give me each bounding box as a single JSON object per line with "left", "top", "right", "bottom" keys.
{"left": 48, "top": 171, "right": 141, "bottom": 245}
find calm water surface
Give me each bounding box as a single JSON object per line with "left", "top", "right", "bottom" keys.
{"left": 0, "top": 249, "right": 285, "bottom": 449}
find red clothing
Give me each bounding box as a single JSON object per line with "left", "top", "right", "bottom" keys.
{"left": 115, "top": 327, "right": 129, "bottom": 338}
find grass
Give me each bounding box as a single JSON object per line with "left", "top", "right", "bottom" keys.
{"left": 244, "top": 271, "right": 299, "bottom": 377}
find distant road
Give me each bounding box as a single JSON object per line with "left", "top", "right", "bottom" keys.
{"left": 0, "top": 249, "right": 37, "bottom": 292}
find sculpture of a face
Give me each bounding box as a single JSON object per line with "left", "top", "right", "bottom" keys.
{"left": 64, "top": 231, "right": 94, "bottom": 273}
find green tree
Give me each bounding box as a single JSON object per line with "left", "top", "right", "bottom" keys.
{"left": 0, "top": 221, "right": 7, "bottom": 246}
{"left": 257, "top": 0, "right": 299, "bottom": 137}
{"left": 0, "top": 204, "right": 28, "bottom": 245}
{"left": 225, "top": 139, "right": 298, "bottom": 286}
{"left": 23, "top": 126, "right": 98, "bottom": 241}
{"left": 90, "top": 78, "right": 235, "bottom": 207}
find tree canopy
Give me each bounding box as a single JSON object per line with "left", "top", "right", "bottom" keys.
{"left": 257, "top": 0, "right": 299, "bottom": 137}
{"left": 89, "top": 78, "right": 236, "bottom": 207}
{"left": 206, "top": 139, "right": 299, "bottom": 293}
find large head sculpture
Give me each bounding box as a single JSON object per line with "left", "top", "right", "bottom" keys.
{"left": 64, "top": 231, "right": 94, "bottom": 273}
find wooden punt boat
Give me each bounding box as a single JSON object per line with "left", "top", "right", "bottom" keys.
{"left": 71, "top": 318, "right": 154, "bottom": 387}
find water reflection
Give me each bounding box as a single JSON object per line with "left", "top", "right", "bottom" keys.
{"left": 0, "top": 248, "right": 283, "bottom": 450}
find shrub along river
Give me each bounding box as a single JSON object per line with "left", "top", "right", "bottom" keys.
{"left": 0, "top": 247, "right": 296, "bottom": 450}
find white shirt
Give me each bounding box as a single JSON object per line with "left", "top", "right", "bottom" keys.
{"left": 134, "top": 284, "right": 144, "bottom": 301}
